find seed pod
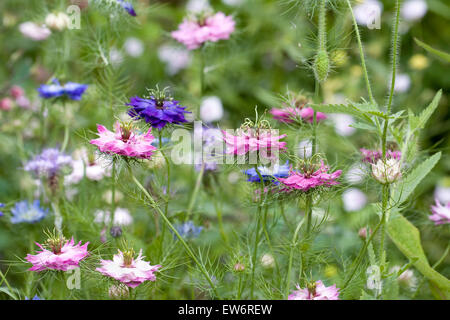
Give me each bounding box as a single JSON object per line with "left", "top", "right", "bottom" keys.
{"left": 314, "top": 50, "right": 329, "bottom": 83}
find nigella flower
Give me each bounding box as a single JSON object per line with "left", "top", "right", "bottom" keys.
{"left": 174, "top": 221, "right": 203, "bottom": 239}
{"left": 244, "top": 161, "right": 290, "bottom": 184}
{"left": 429, "top": 199, "right": 450, "bottom": 225}
{"left": 278, "top": 161, "right": 342, "bottom": 192}
{"left": 24, "top": 148, "right": 72, "bottom": 179}
{"left": 10, "top": 200, "right": 48, "bottom": 224}
{"left": 117, "top": 0, "right": 137, "bottom": 17}
{"left": 127, "top": 87, "right": 190, "bottom": 130}
{"left": 37, "top": 79, "right": 88, "bottom": 100}
{"left": 270, "top": 107, "right": 326, "bottom": 124}
{"left": 288, "top": 281, "right": 340, "bottom": 300}
{"left": 90, "top": 121, "right": 157, "bottom": 159}
{"left": 96, "top": 249, "right": 161, "bottom": 288}
{"left": 25, "top": 295, "right": 43, "bottom": 300}
{"left": 25, "top": 236, "right": 89, "bottom": 271}
{"left": 371, "top": 158, "right": 402, "bottom": 184}
{"left": 360, "top": 148, "right": 401, "bottom": 164}
{"left": 194, "top": 127, "right": 222, "bottom": 172}
{"left": 171, "top": 12, "right": 235, "bottom": 50}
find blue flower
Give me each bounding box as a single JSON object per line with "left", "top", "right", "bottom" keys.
{"left": 37, "top": 79, "right": 88, "bottom": 100}
{"left": 244, "top": 161, "right": 290, "bottom": 183}
{"left": 25, "top": 295, "right": 43, "bottom": 300}
{"left": 25, "top": 148, "right": 72, "bottom": 178}
{"left": 0, "top": 203, "right": 4, "bottom": 217}
{"left": 174, "top": 221, "right": 203, "bottom": 239}
{"left": 118, "top": 0, "right": 137, "bottom": 16}
{"left": 10, "top": 200, "right": 48, "bottom": 224}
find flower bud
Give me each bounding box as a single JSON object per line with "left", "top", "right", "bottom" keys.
{"left": 45, "top": 12, "right": 70, "bottom": 31}
{"left": 110, "top": 226, "right": 123, "bottom": 238}
{"left": 261, "top": 253, "right": 275, "bottom": 268}
{"left": 371, "top": 158, "right": 402, "bottom": 184}
{"left": 358, "top": 227, "right": 372, "bottom": 240}
{"left": 313, "top": 50, "right": 329, "bottom": 83}
{"left": 234, "top": 263, "right": 245, "bottom": 272}
{"left": 108, "top": 284, "right": 129, "bottom": 300}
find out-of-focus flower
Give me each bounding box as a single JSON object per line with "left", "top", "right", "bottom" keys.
{"left": 393, "top": 73, "right": 411, "bottom": 93}
{"left": 65, "top": 148, "right": 111, "bottom": 185}
{"left": 342, "top": 188, "right": 367, "bottom": 212}
{"left": 94, "top": 207, "right": 133, "bottom": 226}
{"left": 0, "top": 98, "right": 13, "bottom": 111}
{"left": 244, "top": 161, "right": 290, "bottom": 184}
{"left": 330, "top": 114, "right": 355, "bottom": 136}
{"left": 26, "top": 237, "right": 89, "bottom": 271}
{"left": 261, "top": 253, "right": 275, "bottom": 268}
{"left": 157, "top": 44, "right": 192, "bottom": 75}
{"left": 233, "top": 263, "right": 245, "bottom": 272}
{"left": 174, "top": 221, "right": 203, "bottom": 239}
{"left": 429, "top": 199, "right": 450, "bottom": 225}
{"left": 186, "top": 0, "right": 211, "bottom": 13}
{"left": 371, "top": 158, "right": 402, "bottom": 184}
{"left": 200, "top": 96, "right": 224, "bottom": 123}
{"left": 409, "top": 54, "right": 429, "bottom": 70}
{"left": 171, "top": 12, "right": 235, "bottom": 50}
{"left": 25, "top": 148, "right": 72, "bottom": 179}
{"left": 117, "top": 0, "right": 137, "bottom": 16}
{"left": 434, "top": 179, "right": 450, "bottom": 203}
{"left": 127, "top": 88, "right": 190, "bottom": 130}
{"left": 103, "top": 189, "right": 124, "bottom": 204}
{"left": 401, "top": 0, "right": 427, "bottom": 21}
{"left": 124, "top": 37, "right": 143, "bottom": 57}
{"left": 19, "top": 22, "right": 51, "bottom": 41}
{"left": 390, "top": 266, "right": 418, "bottom": 290}
{"left": 10, "top": 200, "right": 48, "bottom": 224}
{"left": 0, "top": 203, "right": 4, "bottom": 217}
{"left": 297, "top": 139, "right": 313, "bottom": 159}
{"left": 289, "top": 280, "right": 340, "bottom": 300}
{"left": 90, "top": 121, "right": 156, "bottom": 159}
{"left": 278, "top": 161, "right": 342, "bottom": 192}
{"left": 25, "top": 295, "right": 43, "bottom": 300}
{"left": 110, "top": 226, "right": 123, "bottom": 238}
{"left": 45, "top": 12, "right": 70, "bottom": 31}
{"left": 16, "top": 96, "right": 31, "bottom": 109}
{"left": 109, "top": 284, "right": 129, "bottom": 299}
{"left": 360, "top": 148, "right": 401, "bottom": 164}
{"left": 10, "top": 86, "right": 24, "bottom": 99}
{"left": 96, "top": 249, "right": 161, "bottom": 288}
{"left": 270, "top": 107, "right": 326, "bottom": 124}
{"left": 354, "top": 0, "right": 383, "bottom": 27}
{"left": 109, "top": 48, "right": 124, "bottom": 66}
{"left": 194, "top": 127, "right": 222, "bottom": 172}
{"left": 358, "top": 227, "right": 372, "bottom": 240}
{"left": 37, "top": 79, "right": 88, "bottom": 100}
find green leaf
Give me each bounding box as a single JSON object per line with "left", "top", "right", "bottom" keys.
{"left": 416, "top": 90, "right": 442, "bottom": 130}
{"left": 391, "top": 152, "right": 441, "bottom": 206}
{"left": 310, "top": 102, "right": 380, "bottom": 124}
{"left": 414, "top": 38, "right": 450, "bottom": 63}
{"left": 387, "top": 214, "right": 450, "bottom": 299}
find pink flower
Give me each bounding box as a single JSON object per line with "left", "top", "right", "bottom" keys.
{"left": 10, "top": 86, "right": 25, "bottom": 99}
{"left": 0, "top": 98, "right": 13, "bottom": 111}
{"left": 288, "top": 280, "right": 340, "bottom": 300}
{"left": 271, "top": 107, "right": 326, "bottom": 123}
{"left": 222, "top": 129, "right": 287, "bottom": 159}
{"left": 19, "top": 22, "right": 51, "bottom": 41}
{"left": 171, "top": 12, "right": 235, "bottom": 50}
{"left": 96, "top": 249, "right": 161, "bottom": 288}
{"left": 278, "top": 162, "right": 342, "bottom": 191}
{"left": 430, "top": 199, "right": 450, "bottom": 225}
{"left": 25, "top": 237, "right": 89, "bottom": 272}
{"left": 90, "top": 121, "right": 157, "bottom": 159}
{"left": 360, "top": 148, "right": 401, "bottom": 164}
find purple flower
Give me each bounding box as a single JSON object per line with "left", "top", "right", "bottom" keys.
{"left": 244, "top": 161, "right": 290, "bottom": 183}
{"left": 430, "top": 199, "right": 450, "bottom": 225}
{"left": 117, "top": 0, "right": 137, "bottom": 17}
{"left": 127, "top": 87, "right": 190, "bottom": 129}
{"left": 174, "top": 221, "right": 203, "bottom": 239}
{"left": 288, "top": 280, "right": 340, "bottom": 300}
{"left": 37, "top": 79, "right": 88, "bottom": 100}
{"left": 63, "top": 82, "right": 89, "bottom": 100}
{"left": 11, "top": 200, "right": 48, "bottom": 224}
{"left": 360, "top": 148, "right": 401, "bottom": 164}
{"left": 0, "top": 203, "right": 4, "bottom": 217}
{"left": 24, "top": 148, "right": 72, "bottom": 178}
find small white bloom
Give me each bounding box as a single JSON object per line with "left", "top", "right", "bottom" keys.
{"left": 394, "top": 73, "right": 411, "bottom": 93}
{"left": 390, "top": 266, "right": 418, "bottom": 290}
{"left": 227, "top": 171, "right": 240, "bottom": 184}
{"left": 297, "top": 139, "right": 313, "bottom": 158}
{"left": 261, "top": 253, "right": 275, "bottom": 268}
{"left": 345, "top": 163, "right": 366, "bottom": 184}
{"left": 434, "top": 184, "right": 450, "bottom": 204}
{"left": 124, "top": 37, "right": 144, "bottom": 57}
{"left": 331, "top": 114, "right": 356, "bottom": 136}
{"left": 45, "top": 12, "right": 70, "bottom": 31}
{"left": 354, "top": 0, "right": 383, "bottom": 27}
{"left": 94, "top": 207, "right": 133, "bottom": 226}
{"left": 186, "top": 0, "right": 211, "bottom": 13}
{"left": 342, "top": 188, "right": 367, "bottom": 212}
{"left": 200, "top": 96, "right": 224, "bottom": 123}
{"left": 103, "top": 190, "right": 124, "bottom": 204}
{"left": 64, "top": 159, "right": 84, "bottom": 185}
{"left": 109, "top": 48, "right": 124, "bottom": 66}
{"left": 157, "top": 44, "right": 192, "bottom": 75}
{"left": 371, "top": 158, "right": 402, "bottom": 184}
{"left": 401, "top": 0, "right": 427, "bottom": 21}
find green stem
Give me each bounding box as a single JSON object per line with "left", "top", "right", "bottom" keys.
{"left": 318, "top": 0, "right": 327, "bottom": 51}
{"left": 159, "top": 132, "right": 170, "bottom": 240}
{"left": 285, "top": 216, "right": 305, "bottom": 299}
{"left": 186, "top": 162, "right": 204, "bottom": 221}
{"left": 130, "top": 169, "right": 219, "bottom": 298}
{"left": 109, "top": 159, "right": 116, "bottom": 231}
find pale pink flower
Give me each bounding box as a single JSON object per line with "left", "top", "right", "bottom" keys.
{"left": 430, "top": 199, "right": 450, "bottom": 225}
{"left": 90, "top": 121, "right": 157, "bottom": 159}
{"left": 171, "top": 12, "right": 235, "bottom": 50}
{"left": 288, "top": 280, "right": 340, "bottom": 300}
{"left": 270, "top": 107, "right": 326, "bottom": 124}
{"left": 222, "top": 129, "right": 287, "bottom": 159}
{"left": 25, "top": 238, "right": 89, "bottom": 272}
{"left": 19, "top": 22, "right": 51, "bottom": 41}
{"left": 96, "top": 249, "right": 161, "bottom": 288}
{"left": 278, "top": 162, "right": 342, "bottom": 191}
{"left": 0, "top": 98, "right": 13, "bottom": 111}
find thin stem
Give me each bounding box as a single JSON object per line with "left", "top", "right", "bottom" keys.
{"left": 159, "top": 131, "right": 170, "bottom": 240}
{"left": 109, "top": 159, "right": 116, "bottom": 231}
{"left": 285, "top": 216, "right": 305, "bottom": 299}
{"left": 186, "top": 162, "right": 204, "bottom": 221}
{"left": 345, "top": 0, "right": 376, "bottom": 104}
{"left": 379, "top": 184, "right": 390, "bottom": 268}
{"left": 130, "top": 169, "right": 219, "bottom": 298}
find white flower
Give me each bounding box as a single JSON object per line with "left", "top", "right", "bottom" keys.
{"left": 371, "top": 158, "right": 402, "bottom": 184}
{"left": 186, "top": 0, "right": 211, "bottom": 13}
{"left": 45, "top": 12, "right": 70, "bottom": 31}
{"left": 345, "top": 163, "right": 366, "bottom": 184}
{"left": 354, "top": 0, "right": 383, "bottom": 27}
{"left": 157, "top": 44, "right": 191, "bottom": 75}
{"left": 103, "top": 190, "right": 124, "bottom": 204}
{"left": 434, "top": 184, "right": 450, "bottom": 204}
{"left": 19, "top": 22, "right": 51, "bottom": 41}
{"left": 342, "top": 188, "right": 367, "bottom": 212}
{"left": 109, "top": 48, "right": 124, "bottom": 66}
{"left": 200, "top": 96, "right": 224, "bottom": 123}
{"left": 401, "top": 0, "right": 427, "bottom": 21}
{"left": 64, "top": 159, "right": 84, "bottom": 185}
{"left": 331, "top": 114, "right": 356, "bottom": 136}
{"left": 297, "top": 139, "right": 313, "bottom": 158}
{"left": 94, "top": 208, "right": 133, "bottom": 226}
{"left": 394, "top": 73, "right": 411, "bottom": 93}
{"left": 390, "top": 266, "right": 418, "bottom": 290}
{"left": 124, "top": 37, "right": 144, "bottom": 57}
{"left": 261, "top": 254, "right": 275, "bottom": 268}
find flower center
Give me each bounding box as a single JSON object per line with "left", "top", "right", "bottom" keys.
{"left": 122, "top": 249, "right": 135, "bottom": 267}
{"left": 45, "top": 236, "right": 67, "bottom": 254}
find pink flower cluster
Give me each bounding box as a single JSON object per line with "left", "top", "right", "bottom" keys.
{"left": 430, "top": 199, "right": 450, "bottom": 225}
{"left": 360, "top": 148, "right": 401, "bottom": 164}
{"left": 25, "top": 238, "right": 89, "bottom": 272}
{"left": 222, "top": 129, "right": 287, "bottom": 159}
{"left": 289, "top": 280, "right": 340, "bottom": 300}
{"left": 171, "top": 12, "right": 235, "bottom": 50}
{"left": 0, "top": 85, "right": 31, "bottom": 111}
{"left": 96, "top": 250, "right": 161, "bottom": 288}
{"left": 270, "top": 107, "right": 327, "bottom": 124}
{"left": 90, "top": 121, "right": 157, "bottom": 159}
{"left": 278, "top": 162, "right": 342, "bottom": 191}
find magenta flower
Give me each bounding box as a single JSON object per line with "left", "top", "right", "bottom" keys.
{"left": 25, "top": 237, "right": 89, "bottom": 272}
{"left": 430, "top": 199, "right": 450, "bottom": 225}
{"left": 278, "top": 161, "right": 342, "bottom": 191}
{"left": 222, "top": 129, "right": 287, "bottom": 159}
{"left": 96, "top": 249, "right": 161, "bottom": 288}
{"left": 171, "top": 12, "right": 235, "bottom": 50}
{"left": 288, "top": 281, "right": 340, "bottom": 300}
{"left": 90, "top": 121, "right": 157, "bottom": 159}
{"left": 360, "top": 148, "right": 401, "bottom": 164}
{"left": 271, "top": 107, "right": 326, "bottom": 124}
